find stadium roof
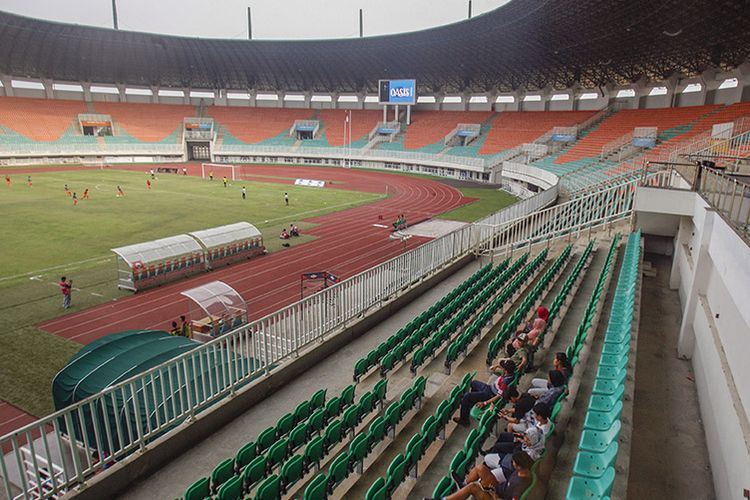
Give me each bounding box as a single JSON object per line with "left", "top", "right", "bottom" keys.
{"left": 0, "top": 1, "right": 747, "bottom": 93}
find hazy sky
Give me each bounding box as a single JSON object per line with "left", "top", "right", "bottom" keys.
{"left": 0, "top": 0, "right": 510, "bottom": 40}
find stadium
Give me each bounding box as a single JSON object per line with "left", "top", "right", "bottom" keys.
{"left": 0, "top": 1, "right": 748, "bottom": 499}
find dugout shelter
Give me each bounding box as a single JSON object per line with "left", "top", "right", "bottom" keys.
{"left": 112, "top": 235, "right": 205, "bottom": 292}
{"left": 180, "top": 281, "right": 248, "bottom": 342}
{"left": 189, "top": 222, "right": 265, "bottom": 270}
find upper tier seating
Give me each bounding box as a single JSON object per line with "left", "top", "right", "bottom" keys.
{"left": 318, "top": 110, "right": 382, "bottom": 147}
{"left": 479, "top": 111, "right": 596, "bottom": 155}
{"left": 0, "top": 96, "right": 85, "bottom": 141}
{"left": 554, "top": 105, "right": 719, "bottom": 163}
{"left": 93, "top": 102, "right": 194, "bottom": 142}
{"left": 209, "top": 107, "right": 314, "bottom": 144}
{"left": 403, "top": 111, "right": 493, "bottom": 151}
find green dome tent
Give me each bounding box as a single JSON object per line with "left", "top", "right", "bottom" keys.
{"left": 52, "top": 330, "right": 252, "bottom": 454}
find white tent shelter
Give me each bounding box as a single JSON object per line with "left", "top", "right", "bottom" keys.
{"left": 111, "top": 235, "right": 205, "bottom": 291}
{"left": 189, "top": 222, "right": 264, "bottom": 269}
{"left": 180, "top": 281, "right": 248, "bottom": 341}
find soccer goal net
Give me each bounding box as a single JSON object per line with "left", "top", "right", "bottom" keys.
{"left": 201, "top": 162, "right": 239, "bottom": 181}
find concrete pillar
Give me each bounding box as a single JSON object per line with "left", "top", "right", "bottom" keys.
{"left": 358, "top": 91, "right": 366, "bottom": 110}
{"left": 669, "top": 216, "right": 691, "bottom": 290}
{"left": 82, "top": 82, "right": 92, "bottom": 102}
{"left": 117, "top": 84, "right": 127, "bottom": 102}
{"left": 279, "top": 91, "right": 286, "bottom": 108}
{"left": 183, "top": 88, "right": 192, "bottom": 105}
{"left": 486, "top": 91, "right": 497, "bottom": 112}
{"left": 435, "top": 92, "right": 445, "bottom": 111}
{"left": 462, "top": 90, "right": 471, "bottom": 111}
{"left": 677, "top": 208, "right": 716, "bottom": 358}
{"left": 329, "top": 92, "right": 339, "bottom": 110}
{"left": 633, "top": 78, "right": 649, "bottom": 109}
{"left": 42, "top": 79, "right": 55, "bottom": 99}
{"left": 1, "top": 75, "right": 13, "bottom": 97}
{"left": 214, "top": 88, "right": 228, "bottom": 106}
{"left": 150, "top": 85, "right": 159, "bottom": 104}
{"left": 247, "top": 89, "right": 257, "bottom": 107}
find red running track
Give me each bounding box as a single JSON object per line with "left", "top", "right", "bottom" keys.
{"left": 38, "top": 164, "right": 473, "bottom": 345}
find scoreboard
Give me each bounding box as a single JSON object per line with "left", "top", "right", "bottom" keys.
{"left": 378, "top": 79, "right": 416, "bottom": 105}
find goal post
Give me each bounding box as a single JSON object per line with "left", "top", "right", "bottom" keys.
{"left": 201, "top": 162, "right": 239, "bottom": 181}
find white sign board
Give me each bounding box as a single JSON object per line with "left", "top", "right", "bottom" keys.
{"left": 295, "top": 179, "right": 325, "bottom": 187}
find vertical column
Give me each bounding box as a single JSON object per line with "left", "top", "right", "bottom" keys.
{"left": 669, "top": 216, "right": 690, "bottom": 290}
{"left": 117, "top": 83, "right": 127, "bottom": 102}
{"left": 42, "top": 79, "right": 55, "bottom": 99}
{"left": 279, "top": 91, "right": 286, "bottom": 109}
{"left": 214, "top": 88, "right": 228, "bottom": 106}
{"left": 82, "top": 82, "right": 92, "bottom": 103}
{"left": 247, "top": 89, "right": 257, "bottom": 107}
{"left": 677, "top": 208, "right": 716, "bottom": 358}
{"left": 150, "top": 85, "right": 159, "bottom": 104}
{"left": 358, "top": 91, "right": 366, "bottom": 110}
{"left": 183, "top": 88, "right": 192, "bottom": 105}
{"left": 0, "top": 75, "right": 12, "bottom": 96}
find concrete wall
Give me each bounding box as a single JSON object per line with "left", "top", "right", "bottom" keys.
{"left": 635, "top": 187, "right": 750, "bottom": 500}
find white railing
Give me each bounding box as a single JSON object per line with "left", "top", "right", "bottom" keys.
{"left": 214, "top": 143, "right": 511, "bottom": 170}
{"left": 600, "top": 132, "right": 633, "bottom": 161}
{"left": 0, "top": 143, "right": 183, "bottom": 157}
{"left": 502, "top": 161, "right": 559, "bottom": 190}
{"left": 475, "top": 178, "right": 637, "bottom": 255}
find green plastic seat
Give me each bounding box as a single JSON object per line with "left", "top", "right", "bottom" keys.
{"left": 307, "top": 408, "right": 326, "bottom": 436}
{"left": 327, "top": 452, "right": 350, "bottom": 491}
{"left": 354, "top": 358, "right": 369, "bottom": 380}
{"left": 380, "top": 352, "right": 396, "bottom": 374}
{"left": 184, "top": 477, "right": 210, "bottom": 500}
{"left": 373, "top": 379, "right": 387, "bottom": 405}
{"left": 470, "top": 404, "right": 488, "bottom": 421}
{"left": 432, "top": 475, "right": 454, "bottom": 498}
{"left": 217, "top": 475, "right": 243, "bottom": 500}
{"left": 592, "top": 376, "right": 625, "bottom": 396}
{"left": 211, "top": 458, "right": 235, "bottom": 492}
{"left": 302, "top": 473, "right": 327, "bottom": 500}
{"left": 348, "top": 432, "right": 369, "bottom": 467}
{"left": 365, "top": 477, "right": 386, "bottom": 500}
{"left": 573, "top": 441, "right": 619, "bottom": 478}
{"left": 276, "top": 413, "right": 295, "bottom": 437}
{"left": 384, "top": 453, "right": 406, "bottom": 494}
{"left": 588, "top": 386, "right": 625, "bottom": 413}
{"left": 411, "top": 348, "right": 426, "bottom": 370}
{"left": 384, "top": 402, "right": 403, "bottom": 431}
{"left": 450, "top": 450, "right": 468, "bottom": 477}
{"left": 294, "top": 400, "right": 311, "bottom": 423}
{"left": 365, "top": 349, "right": 379, "bottom": 370}
{"left": 421, "top": 415, "right": 438, "bottom": 443}
{"left": 399, "top": 388, "right": 415, "bottom": 413}
{"left": 235, "top": 441, "right": 257, "bottom": 471}
{"left": 324, "top": 396, "right": 342, "bottom": 421}
{"left": 341, "top": 405, "right": 359, "bottom": 435}
{"left": 464, "top": 428, "right": 481, "bottom": 457}
{"left": 551, "top": 400, "right": 563, "bottom": 423}
{"left": 241, "top": 455, "right": 267, "bottom": 490}
{"left": 310, "top": 389, "right": 327, "bottom": 410}
{"left": 254, "top": 474, "right": 281, "bottom": 500}
{"left": 358, "top": 391, "right": 375, "bottom": 419}
{"left": 257, "top": 427, "right": 277, "bottom": 453}
{"left": 565, "top": 467, "right": 615, "bottom": 499}
{"left": 405, "top": 434, "right": 425, "bottom": 470}
{"left": 304, "top": 436, "right": 325, "bottom": 472}
{"left": 596, "top": 364, "right": 626, "bottom": 381}
{"left": 289, "top": 422, "right": 307, "bottom": 451}
{"left": 583, "top": 401, "right": 623, "bottom": 431}
{"left": 579, "top": 421, "right": 621, "bottom": 453}
{"left": 267, "top": 438, "right": 289, "bottom": 469}
{"left": 280, "top": 455, "right": 304, "bottom": 491}
{"left": 367, "top": 415, "right": 386, "bottom": 450}
{"left": 340, "top": 385, "right": 356, "bottom": 408}
{"left": 324, "top": 419, "right": 343, "bottom": 450}
{"left": 413, "top": 375, "right": 427, "bottom": 399}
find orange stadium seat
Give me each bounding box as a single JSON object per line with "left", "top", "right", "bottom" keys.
{"left": 93, "top": 102, "right": 195, "bottom": 142}
{"left": 209, "top": 106, "right": 315, "bottom": 143}
{"left": 554, "top": 105, "right": 720, "bottom": 164}
{"left": 0, "top": 96, "right": 84, "bottom": 141}
{"left": 479, "top": 110, "right": 595, "bottom": 155}
{"left": 318, "top": 110, "right": 382, "bottom": 146}
{"left": 403, "top": 111, "right": 494, "bottom": 150}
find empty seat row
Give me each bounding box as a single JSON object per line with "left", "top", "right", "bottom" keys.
{"left": 182, "top": 380, "right": 386, "bottom": 500}
{"left": 353, "top": 262, "right": 496, "bottom": 381}
{"left": 485, "top": 245, "right": 572, "bottom": 363}
{"left": 409, "top": 254, "right": 534, "bottom": 373}
{"left": 566, "top": 231, "right": 641, "bottom": 500}
{"left": 302, "top": 376, "right": 428, "bottom": 500}
{"left": 442, "top": 249, "right": 554, "bottom": 371}
{"left": 365, "top": 372, "right": 476, "bottom": 500}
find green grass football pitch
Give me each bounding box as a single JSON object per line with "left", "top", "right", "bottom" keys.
{"left": 0, "top": 168, "right": 517, "bottom": 417}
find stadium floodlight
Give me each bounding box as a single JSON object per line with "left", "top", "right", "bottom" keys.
{"left": 201, "top": 162, "right": 239, "bottom": 181}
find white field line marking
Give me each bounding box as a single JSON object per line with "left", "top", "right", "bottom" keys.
{"left": 0, "top": 255, "right": 113, "bottom": 282}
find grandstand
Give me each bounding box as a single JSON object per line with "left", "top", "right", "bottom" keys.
{"left": 0, "top": 1, "right": 749, "bottom": 500}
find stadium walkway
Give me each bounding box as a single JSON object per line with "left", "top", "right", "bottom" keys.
{"left": 115, "top": 254, "right": 487, "bottom": 499}
{"left": 625, "top": 253, "right": 714, "bottom": 499}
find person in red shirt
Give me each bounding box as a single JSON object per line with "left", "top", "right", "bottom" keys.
{"left": 72, "top": 192, "right": 78, "bottom": 206}
{"left": 59, "top": 276, "right": 72, "bottom": 309}
{"left": 147, "top": 179, "right": 151, "bottom": 190}
{"left": 82, "top": 188, "right": 90, "bottom": 200}
{"left": 5, "top": 175, "right": 9, "bottom": 186}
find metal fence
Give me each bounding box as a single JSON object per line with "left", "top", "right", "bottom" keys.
{"left": 0, "top": 170, "right": 635, "bottom": 499}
